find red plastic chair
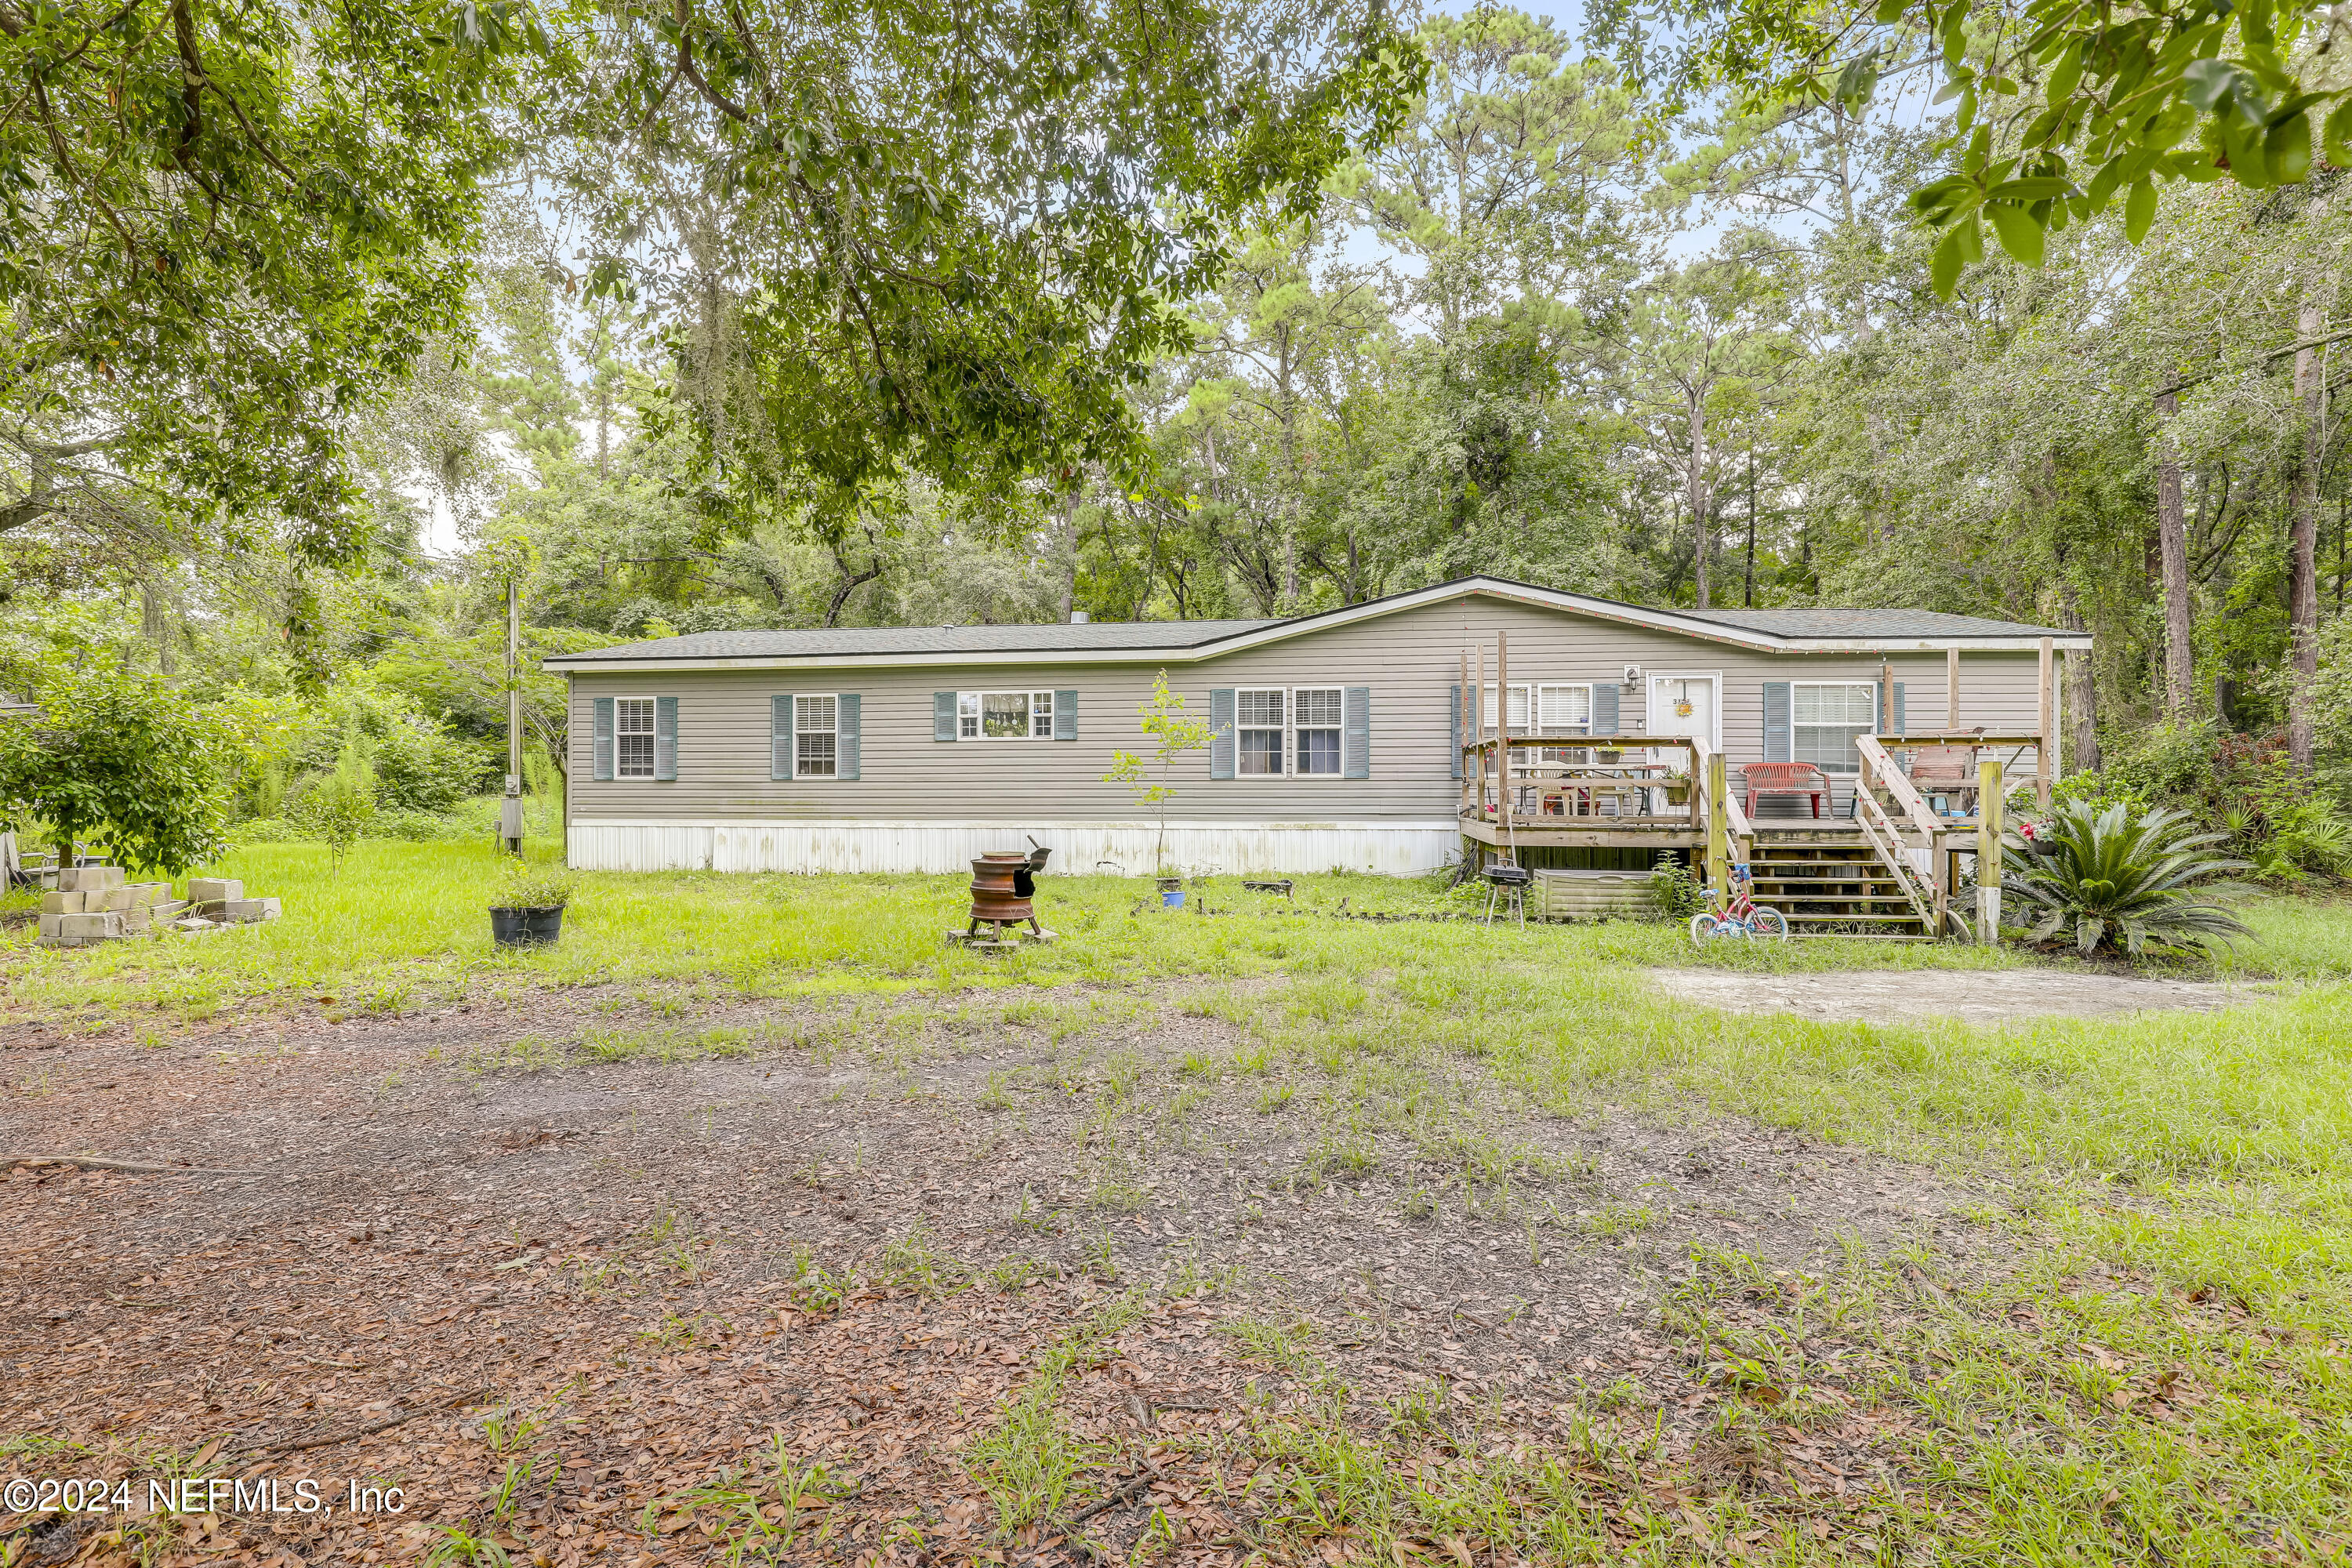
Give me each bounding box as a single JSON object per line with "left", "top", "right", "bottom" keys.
{"left": 1742, "top": 763, "right": 1830, "bottom": 818}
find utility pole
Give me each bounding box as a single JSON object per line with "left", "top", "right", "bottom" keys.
{"left": 501, "top": 573, "right": 524, "bottom": 857}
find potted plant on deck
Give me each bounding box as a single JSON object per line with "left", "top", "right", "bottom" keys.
{"left": 489, "top": 862, "right": 573, "bottom": 947}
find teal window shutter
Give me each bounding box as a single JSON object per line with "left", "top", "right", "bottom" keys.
{"left": 1893, "top": 683, "right": 1907, "bottom": 736}
{"left": 1344, "top": 687, "right": 1370, "bottom": 779}
{"left": 1054, "top": 690, "right": 1077, "bottom": 740}
{"left": 653, "top": 695, "right": 677, "bottom": 781}
{"left": 1592, "top": 683, "right": 1618, "bottom": 736}
{"left": 1762, "top": 682, "right": 1791, "bottom": 762}
{"left": 1449, "top": 684, "right": 1462, "bottom": 779}
{"left": 1209, "top": 688, "right": 1236, "bottom": 779}
{"left": 771, "top": 695, "right": 793, "bottom": 780}
{"left": 593, "top": 697, "right": 615, "bottom": 781}
{"left": 839, "top": 693, "right": 861, "bottom": 781}
{"left": 934, "top": 691, "right": 957, "bottom": 742}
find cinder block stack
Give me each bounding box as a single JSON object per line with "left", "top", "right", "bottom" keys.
{"left": 185, "top": 878, "right": 279, "bottom": 929}
{"left": 35, "top": 869, "right": 281, "bottom": 948}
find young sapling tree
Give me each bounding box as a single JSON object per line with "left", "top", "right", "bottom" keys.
{"left": 1104, "top": 671, "right": 1214, "bottom": 875}
{"left": 310, "top": 735, "right": 379, "bottom": 882}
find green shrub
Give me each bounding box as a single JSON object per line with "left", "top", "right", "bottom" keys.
{"left": 2255, "top": 799, "right": 2352, "bottom": 880}
{"left": 1648, "top": 860, "right": 1704, "bottom": 918}
{"left": 2048, "top": 769, "right": 2155, "bottom": 815}
{"left": 372, "top": 809, "right": 468, "bottom": 843}
{"left": 2004, "top": 803, "right": 2250, "bottom": 958}
{"left": 0, "top": 671, "right": 229, "bottom": 873}
{"left": 371, "top": 711, "right": 491, "bottom": 813}
{"left": 269, "top": 686, "right": 492, "bottom": 815}
{"left": 2096, "top": 719, "right": 2218, "bottom": 806}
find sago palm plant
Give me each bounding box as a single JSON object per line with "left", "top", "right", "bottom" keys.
{"left": 2003, "top": 803, "right": 2250, "bottom": 956}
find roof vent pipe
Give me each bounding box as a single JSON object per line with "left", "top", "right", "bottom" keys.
{"left": 1070, "top": 611, "right": 1090, "bottom": 624}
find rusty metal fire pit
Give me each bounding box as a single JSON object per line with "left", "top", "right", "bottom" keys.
{"left": 959, "top": 851, "right": 1050, "bottom": 947}
{"left": 969, "top": 852, "right": 1033, "bottom": 922}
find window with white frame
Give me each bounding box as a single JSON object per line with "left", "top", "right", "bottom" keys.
{"left": 956, "top": 691, "right": 1054, "bottom": 739}
{"left": 795, "top": 694, "right": 838, "bottom": 778}
{"left": 1535, "top": 682, "right": 1592, "bottom": 765}
{"left": 1479, "top": 683, "right": 1530, "bottom": 734}
{"left": 1537, "top": 683, "right": 1592, "bottom": 731}
{"left": 1483, "top": 681, "right": 1592, "bottom": 767}
{"left": 1294, "top": 687, "right": 1344, "bottom": 775}
{"left": 1792, "top": 682, "right": 1877, "bottom": 772}
{"left": 1236, "top": 689, "right": 1285, "bottom": 775}
{"left": 615, "top": 696, "right": 656, "bottom": 779}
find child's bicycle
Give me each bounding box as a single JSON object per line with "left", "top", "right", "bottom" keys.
{"left": 1690, "top": 862, "right": 1788, "bottom": 944}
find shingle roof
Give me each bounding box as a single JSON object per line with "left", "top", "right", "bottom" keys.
{"left": 543, "top": 619, "right": 1277, "bottom": 665}
{"left": 546, "top": 577, "right": 2082, "bottom": 670}
{"left": 1672, "top": 607, "right": 2071, "bottom": 639}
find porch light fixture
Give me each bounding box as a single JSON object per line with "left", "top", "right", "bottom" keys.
{"left": 1621, "top": 665, "right": 1641, "bottom": 689}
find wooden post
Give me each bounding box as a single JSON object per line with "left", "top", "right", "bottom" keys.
{"left": 1946, "top": 646, "right": 1960, "bottom": 731}
{"left": 501, "top": 573, "right": 524, "bottom": 857}
{"left": 1880, "top": 658, "right": 1894, "bottom": 735}
{"left": 2036, "top": 637, "right": 2054, "bottom": 811}
{"left": 1496, "top": 632, "right": 1511, "bottom": 849}
{"left": 1976, "top": 757, "right": 2004, "bottom": 946}
{"left": 1704, "top": 748, "right": 1730, "bottom": 903}
{"left": 1473, "top": 643, "right": 1486, "bottom": 825}
{"left": 1935, "top": 841, "right": 1953, "bottom": 938}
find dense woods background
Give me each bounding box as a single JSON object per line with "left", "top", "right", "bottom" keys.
{"left": 4, "top": 0, "right": 2350, "bottom": 869}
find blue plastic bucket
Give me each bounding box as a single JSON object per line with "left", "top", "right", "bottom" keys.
{"left": 1163, "top": 888, "right": 1185, "bottom": 909}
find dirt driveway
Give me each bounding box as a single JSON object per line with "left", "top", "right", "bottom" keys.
{"left": 2, "top": 984, "right": 2006, "bottom": 1566}
{"left": 1642, "top": 966, "right": 2268, "bottom": 1025}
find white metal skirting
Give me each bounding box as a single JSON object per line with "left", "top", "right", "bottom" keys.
{"left": 565, "top": 819, "right": 1463, "bottom": 876}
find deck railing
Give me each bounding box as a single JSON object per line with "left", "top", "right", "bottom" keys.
{"left": 1870, "top": 733, "right": 2048, "bottom": 823}
{"left": 1853, "top": 736, "right": 1945, "bottom": 931}
{"left": 1858, "top": 737, "right": 1944, "bottom": 844}
{"left": 1690, "top": 736, "right": 1753, "bottom": 879}
{"left": 1457, "top": 734, "right": 1698, "bottom": 832}
{"left": 1456, "top": 727, "right": 2035, "bottom": 946}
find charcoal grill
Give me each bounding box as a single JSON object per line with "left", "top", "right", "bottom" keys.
{"left": 1480, "top": 860, "right": 1532, "bottom": 927}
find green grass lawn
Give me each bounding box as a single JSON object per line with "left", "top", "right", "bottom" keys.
{"left": 12, "top": 841, "right": 2344, "bottom": 1009}
{"left": 8, "top": 844, "right": 2352, "bottom": 1562}
{"left": 0, "top": 837, "right": 2142, "bottom": 1023}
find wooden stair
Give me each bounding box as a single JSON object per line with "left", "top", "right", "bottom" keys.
{"left": 1740, "top": 834, "right": 1934, "bottom": 940}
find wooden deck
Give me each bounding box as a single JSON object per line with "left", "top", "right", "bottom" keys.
{"left": 1447, "top": 627, "right": 2053, "bottom": 942}
{"left": 1459, "top": 815, "right": 1699, "bottom": 849}
{"left": 1455, "top": 730, "right": 2046, "bottom": 942}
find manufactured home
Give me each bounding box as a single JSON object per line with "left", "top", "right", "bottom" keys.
{"left": 549, "top": 577, "right": 2086, "bottom": 932}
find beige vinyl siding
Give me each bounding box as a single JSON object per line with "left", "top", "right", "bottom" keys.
{"left": 567, "top": 597, "right": 2053, "bottom": 825}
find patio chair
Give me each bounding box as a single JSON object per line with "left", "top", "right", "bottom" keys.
{"left": 1741, "top": 762, "right": 1831, "bottom": 819}
{"left": 1904, "top": 747, "right": 1978, "bottom": 816}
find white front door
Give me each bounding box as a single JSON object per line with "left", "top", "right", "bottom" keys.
{"left": 1646, "top": 673, "right": 1720, "bottom": 776}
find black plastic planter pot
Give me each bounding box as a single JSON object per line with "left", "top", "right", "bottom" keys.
{"left": 489, "top": 906, "right": 564, "bottom": 947}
